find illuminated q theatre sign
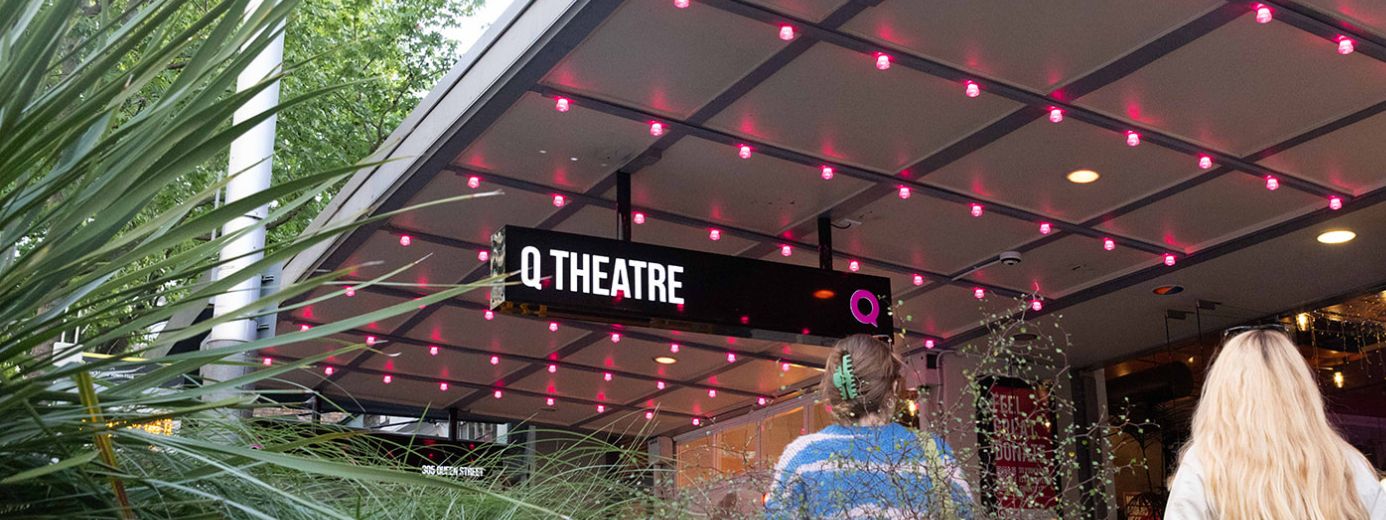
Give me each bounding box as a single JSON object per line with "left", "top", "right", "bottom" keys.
{"left": 490, "top": 227, "right": 892, "bottom": 345}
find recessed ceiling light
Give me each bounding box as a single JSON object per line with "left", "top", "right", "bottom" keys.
{"left": 1317, "top": 229, "right": 1356, "bottom": 244}
{"left": 653, "top": 356, "right": 678, "bottom": 365}
{"left": 1153, "top": 285, "right": 1185, "bottom": 295}
{"left": 1067, "top": 169, "right": 1100, "bottom": 184}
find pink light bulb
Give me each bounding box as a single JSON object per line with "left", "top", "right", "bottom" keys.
{"left": 848, "top": 260, "right": 860, "bottom": 272}
{"left": 673, "top": 0, "right": 689, "bottom": 8}
{"left": 820, "top": 165, "right": 834, "bottom": 180}
{"left": 1126, "top": 131, "right": 1141, "bottom": 147}
{"left": 1048, "top": 107, "right": 1064, "bottom": 123}
{"left": 542, "top": 321, "right": 555, "bottom": 333}
{"left": 603, "top": 372, "right": 613, "bottom": 382}
{"left": 649, "top": 121, "right": 664, "bottom": 137}
{"left": 670, "top": 343, "right": 680, "bottom": 353}
{"left": 970, "top": 203, "right": 984, "bottom": 218}
{"left": 552, "top": 194, "right": 566, "bottom": 207}
{"left": 477, "top": 250, "right": 489, "bottom": 262}
{"left": 484, "top": 310, "right": 494, "bottom": 321}
{"left": 1265, "top": 176, "right": 1279, "bottom": 191}
{"left": 1254, "top": 4, "right": 1272, "bottom": 24}
{"left": 596, "top": 404, "right": 605, "bottom": 413}
{"left": 656, "top": 380, "right": 666, "bottom": 390}
{"left": 398, "top": 234, "right": 412, "bottom": 246}
{"left": 366, "top": 335, "right": 377, "bottom": 346}
{"left": 924, "top": 339, "right": 936, "bottom": 350}
{"left": 645, "top": 411, "right": 655, "bottom": 420}
{"left": 1030, "top": 299, "right": 1043, "bottom": 312}
{"left": 299, "top": 324, "right": 311, "bottom": 332}
{"left": 1338, "top": 36, "right": 1355, "bottom": 55}
{"left": 467, "top": 175, "right": 480, "bottom": 189}
{"left": 383, "top": 375, "right": 393, "bottom": 384}
{"left": 1039, "top": 222, "right": 1052, "bottom": 235}
{"left": 1163, "top": 253, "right": 1177, "bottom": 267}
{"left": 708, "top": 389, "right": 717, "bottom": 398}
{"left": 554, "top": 97, "right": 570, "bottom": 112}
{"left": 757, "top": 397, "right": 767, "bottom": 406}
{"left": 324, "top": 366, "right": 335, "bottom": 375}
{"left": 439, "top": 382, "right": 448, "bottom": 391}
{"left": 709, "top": 229, "right": 721, "bottom": 241}
{"left": 546, "top": 397, "right": 555, "bottom": 406}
{"left": 493, "top": 389, "right": 503, "bottom": 399}
{"left": 1103, "top": 238, "right": 1116, "bottom": 251}
{"left": 875, "top": 53, "right": 891, "bottom": 70}
{"left": 490, "top": 355, "right": 499, "bottom": 365}
{"left": 610, "top": 332, "right": 621, "bottom": 343}
{"left": 692, "top": 417, "right": 702, "bottom": 426}
{"left": 726, "top": 352, "right": 737, "bottom": 363}
{"left": 781, "top": 362, "right": 791, "bottom": 372}
{"left": 262, "top": 356, "right": 272, "bottom": 366}
{"left": 778, "top": 25, "right": 795, "bottom": 41}
{"left": 1329, "top": 196, "right": 1343, "bottom": 210}
{"left": 344, "top": 286, "right": 356, "bottom": 297}
{"left": 781, "top": 244, "right": 792, "bottom": 257}
{"left": 633, "top": 212, "right": 646, "bottom": 224}
{"left": 737, "top": 144, "right": 752, "bottom": 159}
{"left": 912, "top": 274, "right": 925, "bottom": 286}
{"left": 429, "top": 345, "right": 439, "bottom": 356}
{"left": 964, "top": 81, "right": 980, "bottom": 98}
{"left": 1198, "top": 155, "right": 1213, "bottom": 169}
{"left": 973, "top": 287, "right": 985, "bottom": 300}
{"left": 898, "top": 186, "right": 911, "bottom": 199}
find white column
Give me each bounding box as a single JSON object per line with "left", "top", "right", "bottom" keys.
{"left": 200, "top": 1, "right": 285, "bottom": 404}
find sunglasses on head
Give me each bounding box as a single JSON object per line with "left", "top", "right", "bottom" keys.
{"left": 1222, "top": 323, "right": 1292, "bottom": 339}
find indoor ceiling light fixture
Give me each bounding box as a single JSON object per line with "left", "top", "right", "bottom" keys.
{"left": 778, "top": 25, "right": 795, "bottom": 41}
{"left": 1198, "top": 155, "right": 1213, "bottom": 169}
{"left": 649, "top": 121, "right": 664, "bottom": 137}
{"left": 1337, "top": 35, "right": 1355, "bottom": 55}
{"left": 1265, "top": 176, "right": 1279, "bottom": 191}
{"left": 1316, "top": 229, "right": 1356, "bottom": 244}
{"left": 874, "top": 53, "right": 891, "bottom": 70}
{"left": 1125, "top": 131, "right": 1141, "bottom": 147}
{"left": 554, "top": 97, "right": 570, "bottom": 112}
{"left": 654, "top": 356, "right": 678, "bottom": 365}
{"left": 1152, "top": 284, "right": 1184, "bottom": 295}
{"left": 1254, "top": 3, "right": 1272, "bottom": 24}
{"left": 1039, "top": 222, "right": 1053, "bottom": 235}
{"left": 1048, "top": 107, "right": 1064, "bottom": 123}
{"left": 820, "top": 165, "right": 835, "bottom": 180}
{"left": 1329, "top": 196, "right": 1343, "bottom": 210}
{"left": 1066, "top": 169, "right": 1100, "bottom": 184}
{"left": 964, "top": 81, "right": 980, "bottom": 98}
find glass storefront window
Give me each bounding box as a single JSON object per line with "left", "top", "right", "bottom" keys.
{"left": 676, "top": 434, "right": 716, "bottom": 488}
{"left": 717, "top": 421, "right": 758, "bottom": 474}
{"left": 760, "top": 406, "right": 805, "bottom": 466}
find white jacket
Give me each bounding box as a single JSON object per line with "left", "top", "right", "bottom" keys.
{"left": 1166, "top": 447, "right": 1386, "bottom": 519}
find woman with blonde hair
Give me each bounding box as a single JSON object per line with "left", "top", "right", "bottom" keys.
{"left": 1166, "top": 325, "right": 1385, "bottom": 519}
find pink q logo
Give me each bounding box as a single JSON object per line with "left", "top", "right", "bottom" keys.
{"left": 849, "top": 289, "right": 879, "bottom": 326}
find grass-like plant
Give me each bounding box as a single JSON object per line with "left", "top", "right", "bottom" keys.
{"left": 0, "top": 1, "right": 673, "bottom": 517}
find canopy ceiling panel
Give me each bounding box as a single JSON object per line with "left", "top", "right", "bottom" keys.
{"left": 452, "top": 92, "right": 659, "bottom": 191}
{"left": 1095, "top": 171, "right": 1324, "bottom": 252}
{"left": 275, "top": 0, "right": 1386, "bottom": 437}
{"left": 626, "top": 136, "right": 875, "bottom": 234}
{"left": 261, "top": 331, "right": 368, "bottom": 368}
{"left": 704, "top": 42, "right": 1023, "bottom": 172}
{"left": 967, "top": 235, "right": 1154, "bottom": 299}
{"left": 840, "top": 0, "right": 1222, "bottom": 91}
{"left": 541, "top": 0, "right": 786, "bottom": 119}
{"left": 1257, "top": 109, "right": 1386, "bottom": 196}
{"left": 924, "top": 118, "right": 1206, "bottom": 223}
{"left": 1076, "top": 15, "right": 1386, "bottom": 155}
{"left": 811, "top": 195, "right": 1037, "bottom": 275}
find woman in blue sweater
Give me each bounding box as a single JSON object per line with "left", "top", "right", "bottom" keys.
{"left": 765, "top": 334, "right": 974, "bottom": 519}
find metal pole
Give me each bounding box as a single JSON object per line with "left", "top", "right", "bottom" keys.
{"left": 616, "top": 170, "right": 632, "bottom": 241}
{"left": 200, "top": 1, "right": 284, "bottom": 406}
{"left": 448, "top": 408, "right": 459, "bottom": 442}
{"left": 817, "top": 214, "right": 833, "bottom": 270}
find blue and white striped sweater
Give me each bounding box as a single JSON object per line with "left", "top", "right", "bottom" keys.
{"left": 765, "top": 424, "right": 974, "bottom": 519}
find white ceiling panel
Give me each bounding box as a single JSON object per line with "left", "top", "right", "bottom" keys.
{"left": 1257, "top": 109, "right": 1386, "bottom": 197}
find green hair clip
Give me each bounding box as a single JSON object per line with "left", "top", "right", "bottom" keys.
{"left": 832, "top": 353, "right": 860, "bottom": 400}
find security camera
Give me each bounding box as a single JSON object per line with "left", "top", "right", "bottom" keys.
{"left": 999, "top": 251, "right": 1023, "bottom": 266}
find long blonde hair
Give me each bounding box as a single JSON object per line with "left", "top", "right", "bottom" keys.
{"left": 1177, "top": 329, "right": 1373, "bottom": 519}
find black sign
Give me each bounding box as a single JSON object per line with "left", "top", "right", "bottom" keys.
{"left": 489, "top": 227, "right": 892, "bottom": 345}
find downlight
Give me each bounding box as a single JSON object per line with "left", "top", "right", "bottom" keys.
{"left": 1316, "top": 230, "right": 1355, "bottom": 244}
{"left": 1152, "top": 285, "right": 1185, "bottom": 296}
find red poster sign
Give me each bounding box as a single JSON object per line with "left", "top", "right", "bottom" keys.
{"left": 983, "top": 381, "right": 1058, "bottom": 511}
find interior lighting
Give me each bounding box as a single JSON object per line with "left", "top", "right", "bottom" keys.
{"left": 366, "top": 335, "right": 377, "bottom": 346}
{"left": 467, "top": 175, "right": 480, "bottom": 189}
{"left": 820, "top": 166, "right": 834, "bottom": 180}
{"left": 484, "top": 310, "right": 494, "bottom": 321}
{"left": 656, "top": 380, "right": 666, "bottom": 390}
{"left": 1337, "top": 36, "right": 1355, "bottom": 55}
{"left": 398, "top": 234, "right": 412, "bottom": 246}
{"left": 1296, "top": 312, "right": 1311, "bottom": 331}
{"left": 610, "top": 332, "right": 622, "bottom": 343}
{"left": 1254, "top": 4, "right": 1272, "bottom": 24}
{"left": 674, "top": 0, "right": 689, "bottom": 7}
{"left": 1125, "top": 131, "right": 1141, "bottom": 147}
{"left": 649, "top": 121, "right": 665, "bottom": 137}
{"left": 299, "top": 324, "right": 311, "bottom": 332}
{"left": 554, "top": 97, "right": 570, "bottom": 112}
{"left": 1198, "top": 155, "right": 1213, "bottom": 169}
{"left": 708, "top": 389, "right": 717, "bottom": 398}
{"left": 757, "top": 397, "right": 768, "bottom": 406}
{"left": 1265, "top": 176, "right": 1279, "bottom": 191}
{"left": 1316, "top": 230, "right": 1356, "bottom": 244}
{"left": 973, "top": 287, "right": 985, "bottom": 299}
{"left": 654, "top": 356, "right": 678, "bottom": 365}
{"left": 344, "top": 286, "right": 356, "bottom": 297}
{"left": 633, "top": 211, "right": 646, "bottom": 224}
{"left": 709, "top": 229, "right": 721, "bottom": 241}
{"left": 477, "top": 250, "right": 489, "bottom": 262}
{"left": 848, "top": 260, "right": 860, "bottom": 272}
{"left": 429, "top": 345, "right": 439, "bottom": 356}
{"left": 964, "top": 81, "right": 980, "bottom": 98}
{"left": 898, "top": 186, "right": 911, "bottom": 199}
{"left": 782, "top": 362, "right": 791, "bottom": 372}
{"left": 603, "top": 372, "right": 613, "bottom": 382}
{"left": 324, "top": 366, "right": 335, "bottom": 375}
{"left": 738, "top": 144, "right": 752, "bottom": 159}
{"left": 875, "top": 53, "right": 891, "bottom": 70}
{"left": 549, "top": 321, "right": 559, "bottom": 332}
{"left": 692, "top": 417, "right": 702, "bottom": 426}
{"left": 726, "top": 352, "right": 737, "bottom": 363}
{"left": 1163, "top": 253, "right": 1177, "bottom": 266}
{"left": 1066, "top": 169, "right": 1100, "bottom": 184}
{"left": 778, "top": 25, "right": 795, "bottom": 41}
{"left": 262, "top": 357, "right": 272, "bottom": 366}
{"left": 383, "top": 375, "right": 393, "bottom": 384}
{"left": 546, "top": 397, "right": 556, "bottom": 407}
{"left": 1103, "top": 238, "right": 1116, "bottom": 251}
{"left": 597, "top": 404, "right": 605, "bottom": 413}
{"left": 1030, "top": 299, "right": 1043, "bottom": 312}
{"left": 1039, "top": 222, "right": 1052, "bottom": 235}
{"left": 1329, "top": 196, "right": 1343, "bottom": 210}
{"left": 924, "top": 339, "right": 936, "bottom": 349}
{"left": 970, "top": 203, "right": 984, "bottom": 217}
{"left": 1048, "top": 107, "right": 1064, "bottom": 123}
{"left": 912, "top": 274, "right": 925, "bottom": 286}
{"left": 670, "top": 343, "right": 680, "bottom": 353}
{"left": 645, "top": 411, "right": 655, "bottom": 419}
{"left": 489, "top": 355, "right": 499, "bottom": 365}
{"left": 548, "top": 363, "right": 558, "bottom": 373}
{"left": 1333, "top": 371, "right": 1344, "bottom": 388}
{"left": 439, "top": 382, "right": 448, "bottom": 391}
{"left": 552, "top": 194, "right": 566, "bottom": 207}
{"left": 781, "top": 244, "right": 793, "bottom": 257}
